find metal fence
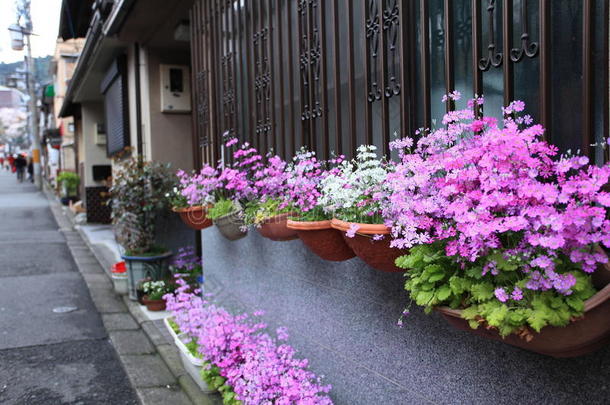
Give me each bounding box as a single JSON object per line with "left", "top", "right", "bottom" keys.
{"left": 190, "top": 0, "right": 609, "bottom": 166}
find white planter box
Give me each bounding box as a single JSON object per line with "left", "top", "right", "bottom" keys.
{"left": 175, "top": 333, "right": 216, "bottom": 393}
{"left": 164, "top": 318, "right": 216, "bottom": 393}
{"left": 163, "top": 317, "right": 181, "bottom": 345}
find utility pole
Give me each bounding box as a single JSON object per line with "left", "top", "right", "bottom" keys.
{"left": 25, "top": 31, "right": 41, "bottom": 189}
{"left": 9, "top": 0, "right": 41, "bottom": 189}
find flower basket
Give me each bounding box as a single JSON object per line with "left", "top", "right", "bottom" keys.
{"left": 257, "top": 212, "right": 298, "bottom": 241}
{"left": 286, "top": 219, "right": 355, "bottom": 261}
{"left": 331, "top": 219, "right": 404, "bottom": 272}
{"left": 173, "top": 205, "right": 213, "bottom": 230}
{"left": 142, "top": 295, "right": 166, "bottom": 311}
{"left": 213, "top": 211, "right": 247, "bottom": 241}
{"left": 435, "top": 254, "right": 610, "bottom": 358}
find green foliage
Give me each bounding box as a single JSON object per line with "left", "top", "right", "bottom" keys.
{"left": 291, "top": 206, "right": 330, "bottom": 222}
{"left": 165, "top": 187, "right": 189, "bottom": 209}
{"left": 184, "top": 339, "right": 202, "bottom": 359}
{"left": 167, "top": 318, "right": 181, "bottom": 334}
{"left": 201, "top": 363, "right": 242, "bottom": 405}
{"left": 208, "top": 198, "right": 239, "bottom": 220}
{"left": 243, "top": 198, "right": 292, "bottom": 226}
{"left": 396, "top": 243, "right": 597, "bottom": 337}
{"left": 109, "top": 157, "right": 175, "bottom": 254}
{"left": 57, "top": 172, "right": 80, "bottom": 196}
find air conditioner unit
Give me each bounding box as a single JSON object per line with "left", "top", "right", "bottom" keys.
{"left": 94, "top": 123, "right": 106, "bottom": 145}
{"left": 160, "top": 64, "right": 191, "bottom": 113}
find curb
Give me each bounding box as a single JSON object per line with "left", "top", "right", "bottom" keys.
{"left": 43, "top": 186, "right": 220, "bottom": 405}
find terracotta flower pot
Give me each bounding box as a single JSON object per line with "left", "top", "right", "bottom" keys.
{"left": 257, "top": 213, "right": 298, "bottom": 241}
{"left": 436, "top": 253, "right": 610, "bottom": 358}
{"left": 213, "top": 211, "right": 247, "bottom": 241}
{"left": 173, "top": 206, "right": 213, "bottom": 230}
{"left": 287, "top": 219, "right": 355, "bottom": 261}
{"left": 330, "top": 219, "right": 404, "bottom": 272}
{"left": 142, "top": 295, "right": 167, "bottom": 311}
{"left": 330, "top": 218, "right": 391, "bottom": 235}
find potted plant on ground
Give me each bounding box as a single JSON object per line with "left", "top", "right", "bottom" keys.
{"left": 110, "top": 156, "right": 175, "bottom": 300}
{"left": 57, "top": 171, "right": 80, "bottom": 206}
{"left": 141, "top": 280, "right": 175, "bottom": 311}
{"left": 285, "top": 149, "right": 355, "bottom": 261}
{"left": 320, "top": 145, "right": 403, "bottom": 271}
{"left": 170, "top": 165, "right": 219, "bottom": 230}
{"left": 392, "top": 98, "right": 610, "bottom": 357}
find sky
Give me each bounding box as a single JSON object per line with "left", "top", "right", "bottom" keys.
{"left": 0, "top": 0, "right": 62, "bottom": 63}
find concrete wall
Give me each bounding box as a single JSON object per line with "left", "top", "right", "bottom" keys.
{"left": 81, "top": 102, "right": 110, "bottom": 187}
{"left": 202, "top": 228, "right": 610, "bottom": 405}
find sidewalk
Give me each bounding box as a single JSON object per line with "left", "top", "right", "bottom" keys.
{"left": 0, "top": 171, "right": 138, "bottom": 404}
{"left": 45, "top": 186, "right": 221, "bottom": 405}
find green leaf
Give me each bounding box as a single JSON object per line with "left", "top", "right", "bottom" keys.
{"left": 428, "top": 273, "right": 445, "bottom": 283}
{"left": 527, "top": 309, "right": 548, "bottom": 332}
{"left": 461, "top": 305, "right": 480, "bottom": 320}
{"left": 486, "top": 304, "right": 509, "bottom": 327}
{"left": 470, "top": 282, "right": 495, "bottom": 302}
{"left": 566, "top": 296, "right": 584, "bottom": 312}
{"left": 436, "top": 285, "right": 452, "bottom": 301}
{"left": 415, "top": 291, "right": 434, "bottom": 306}
{"left": 395, "top": 255, "right": 411, "bottom": 269}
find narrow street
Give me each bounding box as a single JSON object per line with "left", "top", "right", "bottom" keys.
{"left": 0, "top": 170, "right": 138, "bottom": 404}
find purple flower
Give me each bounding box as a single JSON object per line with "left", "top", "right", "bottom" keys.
{"left": 494, "top": 287, "right": 509, "bottom": 303}
{"left": 511, "top": 287, "right": 523, "bottom": 301}
{"left": 345, "top": 223, "right": 360, "bottom": 238}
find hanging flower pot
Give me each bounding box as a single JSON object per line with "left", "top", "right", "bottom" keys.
{"left": 173, "top": 205, "right": 213, "bottom": 230}
{"left": 331, "top": 218, "right": 404, "bottom": 272}
{"left": 436, "top": 254, "right": 610, "bottom": 358}
{"left": 286, "top": 219, "right": 355, "bottom": 261}
{"left": 258, "top": 213, "right": 298, "bottom": 241}
{"left": 213, "top": 211, "right": 247, "bottom": 241}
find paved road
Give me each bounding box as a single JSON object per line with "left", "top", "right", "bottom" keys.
{"left": 0, "top": 170, "right": 139, "bottom": 404}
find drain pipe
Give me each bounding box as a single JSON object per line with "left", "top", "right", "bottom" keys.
{"left": 134, "top": 42, "right": 143, "bottom": 159}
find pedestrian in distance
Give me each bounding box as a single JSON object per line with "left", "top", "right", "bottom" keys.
{"left": 15, "top": 154, "right": 27, "bottom": 183}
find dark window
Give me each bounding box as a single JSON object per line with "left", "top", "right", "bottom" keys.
{"left": 101, "top": 55, "right": 129, "bottom": 157}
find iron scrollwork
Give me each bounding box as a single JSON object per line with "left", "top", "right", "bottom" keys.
{"left": 478, "top": 0, "right": 503, "bottom": 71}
{"left": 366, "top": 0, "right": 382, "bottom": 102}
{"left": 510, "top": 0, "right": 539, "bottom": 62}
{"left": 196, "top": 70, "right": 210, "bottom": 147}
{"left": 382, "top": 0, "right": 400, "bottom": 98}
{"left": 299, "top": 0, "right": 322, "bottom": 122}
{"left": 254, "top": 27, "right": 271, "bottom": 134}
{"left": 221, "top": 52, "right": 235, "bottom": 137}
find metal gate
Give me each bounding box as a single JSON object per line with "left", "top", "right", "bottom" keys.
{"left": 190, "top": 0, "right": 609, "bottom": 166}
